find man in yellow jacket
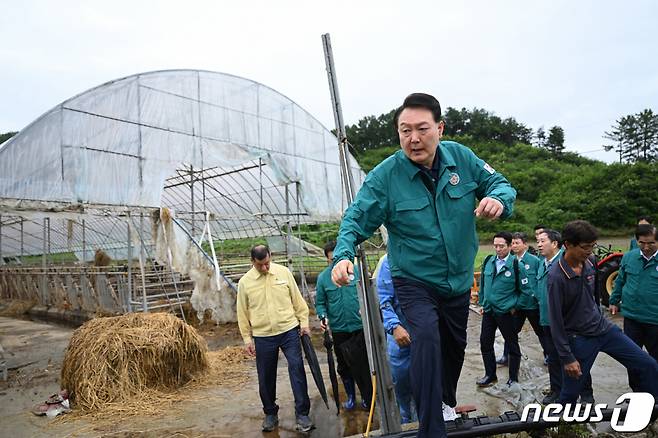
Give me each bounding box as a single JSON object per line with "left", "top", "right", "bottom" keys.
{"left": 237, "top": 244, "right": 313, "bottom": 433}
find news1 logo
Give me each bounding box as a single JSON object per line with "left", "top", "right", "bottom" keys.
{"left": 521, "top": 393, "right": 655, "bottom": 432}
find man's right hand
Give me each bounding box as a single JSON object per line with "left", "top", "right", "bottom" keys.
{"left": 393, "top": 325, "right": 411, "bottom": 347}
{"left": 320, "top": 318, "right": 329, "bottom": 332}
{"left": 245, "top": 341, "right": 256, "bottom": 357}
{"left": 609, "top": 305, "right": 619, "bottom": 315}
{"left": 564, "top": 360, "right": 582, "bottom": 378}
{"left": 331, "top": 259, "right": 354, "bottom": 286}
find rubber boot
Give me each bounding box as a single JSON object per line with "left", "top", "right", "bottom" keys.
{"left": 342, "top": 377, "right": 356, "bottom": 410}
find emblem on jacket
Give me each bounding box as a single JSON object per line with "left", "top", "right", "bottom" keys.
{"left": 449, "top": 173, "right": 460, "bottom": 185}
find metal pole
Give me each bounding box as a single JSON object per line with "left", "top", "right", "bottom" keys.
{"left": 140, "top": 213, "right": 147, "bottom": 312}
{"left": 20, "top": 219, "right": 24, "bottom": 260}
{"left": 190, "top": 164, "right": 195, "bottom": 237}
{"left": 82, "top": 219, "right": 87, "bottom": 264}
{"left": 322, "top": 33, "right": 401, "bottom": 433}
{"left": 0, "top": 215, "right": 3, "bottom": 265}
{"left": 127, "top": 214, "right": 133, "bottom": 313}
{"left": 259, "top": 158, "right": 264, "bottom": 213}
{"left": 285, "top": 184, "right": 292, "bottom": 270}
{"left": 46, "top": 218, "right": 51, "bottom": 265}
{"left": 42, "top": 218, "right": 47, "bottom": 304}
{"left": 296, "top": 181, "right": 308, "bottom": 297}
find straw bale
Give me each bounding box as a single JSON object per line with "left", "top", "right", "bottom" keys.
{"left": 56, "top": 343, "right": 251, "bottom": 426}
{"left": 61, "top": 312, "right": 209, "bottom": 411}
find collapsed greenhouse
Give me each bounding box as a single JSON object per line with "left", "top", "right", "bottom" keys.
{"left": 0, "top": 69, "right": 366, "bottom": 322}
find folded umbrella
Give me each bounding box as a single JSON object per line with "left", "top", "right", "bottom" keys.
{"left": 323, "top": 327, "right": 341, "bottom": 415}
{"left": 301, "top": 333, "right": 329, "bottom": 409}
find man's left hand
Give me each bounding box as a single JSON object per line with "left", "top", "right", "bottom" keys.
{"left": 300, "top": 326, "right": 311, "bottom": 337}
{"left": 474, "top": 197, "right": 504, "bottom": 219}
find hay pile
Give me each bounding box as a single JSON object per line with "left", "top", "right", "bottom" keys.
{"left": 61, "top": 312, "right": 209, "bottom": 411}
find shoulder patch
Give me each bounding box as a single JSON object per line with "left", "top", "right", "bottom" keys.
{"left": 483, "top": 163, "right": 495, "bottom": 174}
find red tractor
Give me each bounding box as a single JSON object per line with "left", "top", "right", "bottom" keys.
{"left": 595, "top": 244, "right": 625, "bottom": 306}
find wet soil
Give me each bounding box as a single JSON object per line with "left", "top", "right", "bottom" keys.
{"left": 0, "top": 301, "right": 650, "bottom": 437}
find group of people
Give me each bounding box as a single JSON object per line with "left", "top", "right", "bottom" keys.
{"left": 475, "top": 221, "right": 658, "bottom": 408}
{"left": 234, "top": 91, "right": 658, "bottom": 438}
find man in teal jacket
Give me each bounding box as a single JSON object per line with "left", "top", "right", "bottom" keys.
{"left": 610, "top": 223, "right": 658, "bottom": 391}
{"left": 316, "top": 241, "right": 372, "bottom": 410}
{"left": 628, "top": 216, "right": 652, "bottom": 250}
{"left": 478, "top": 231, "right": 526, "bottom": 386}
{"left": 331, "top": 93, "right": 516, "bottom": 438}
{"left": 497, "top": 232, "right": 546, "bottom": 366}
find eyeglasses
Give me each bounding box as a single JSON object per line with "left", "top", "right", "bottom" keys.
{"left": 577, "top": 243, "right": 596, "bottom": 251}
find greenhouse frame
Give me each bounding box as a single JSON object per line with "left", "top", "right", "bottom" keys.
{"left": 0, "top": 69, "right": 365, "bottom": 320}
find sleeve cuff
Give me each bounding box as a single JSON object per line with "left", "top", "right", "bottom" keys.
{"left": 243, "top": 336, "right": 253, "bottom": 345}
{"left": 560, "top": 353, "right": 576, "bottom": 365}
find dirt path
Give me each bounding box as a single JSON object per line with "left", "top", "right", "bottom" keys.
{"left": 0, "top": 307, "right": 648, "bottom": 437}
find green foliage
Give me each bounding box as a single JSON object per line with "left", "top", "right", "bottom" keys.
{"left": 443, "top": 107, "right": 533, "bottom": 146}
{"left": 351, "top": 137, "right": 657, "bottom": 235}
{"left": 354, "top": 146, "right": 398, "bottom": 173}
{"left": 546, "top": 126, "right": 565, "bottom": 156}
{"left": 345, "top": 106, "right": 537, "bottom": 151}
{"left": 290, "top": 222, "right": 340, "bottom": 248}
{"left": 604, "top": 109, "right": 658, "bottom": 163}
{"left": 345, "top": 110, "right": 397, "bottom": 151}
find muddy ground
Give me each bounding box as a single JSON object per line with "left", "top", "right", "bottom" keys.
{"left": 0, "top": 302, "right": 653, "bottom": 437}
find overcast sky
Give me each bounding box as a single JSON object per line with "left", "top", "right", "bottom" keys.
{"left": 2, "top": 0, "right": 657, "bottom": 163}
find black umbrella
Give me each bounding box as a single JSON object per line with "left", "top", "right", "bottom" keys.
{"left": 323, "top": 327, "right": 341, "bottom": 415}
{"left": 301, "top": 333, "right": 329, "bottom": 409}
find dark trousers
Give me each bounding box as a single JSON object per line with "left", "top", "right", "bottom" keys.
{"left": 480, "top": 310, "right": 521, "bottom": 381}
{"left": 623, "top": 317, "right": 658, "bottom": 391}
{"left": 394, "top": 278, "right": 470, "bottom": 438}
{"left": 333, "top": 329, "right": 373, "bottom": 404}
{"left": 559, "top": 325, "right": 658, "bottom": 403}
{"left": 254, "top": 326, "right": 310, "bottom": 416}
{"left": 543, "top": 326, "right": 593, "bottom": 396}
{"left": 503, "top": 309, "right": 548, "bottom": 358}
{"left": 543, "top": 326, "right": 564, "bottom": 393}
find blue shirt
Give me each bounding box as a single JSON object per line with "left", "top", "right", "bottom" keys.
{"left": 377, "top": 255, "right": 408, "bottom": 334}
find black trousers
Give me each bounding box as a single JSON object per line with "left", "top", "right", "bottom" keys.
{"left": 394, "top": 277, "right": 470, "bottom": 438}
{"left": 333, "top": 329, "right": 373, "bottom": 403}
{"left": 623, "top": 317, "right": 658, "bottom": 391}
{"left": 480, "top": 310, "right": 521, "bottom": 381}
{"left": 503, "top": 308, "right": 549, "bottom": 357}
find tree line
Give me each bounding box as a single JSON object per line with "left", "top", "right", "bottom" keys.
{"left": 345, "top": 107, "right": 658, "bottom": 236}
{"left": 345, "top": 107, "right": 567, "bottom": 156}
{"left": 604, "top": 109, "right": 658, "bottom": 163}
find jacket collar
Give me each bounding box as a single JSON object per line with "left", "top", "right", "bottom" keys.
{"left": 396, "top": 142, "right": 457, "bottom": 182}
{"left": 557, "top": 253, "right": 594, "bottom": 279}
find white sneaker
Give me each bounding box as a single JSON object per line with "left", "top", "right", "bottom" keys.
{"left": 442, "top": 403, "right": 458, "bottom": 421}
